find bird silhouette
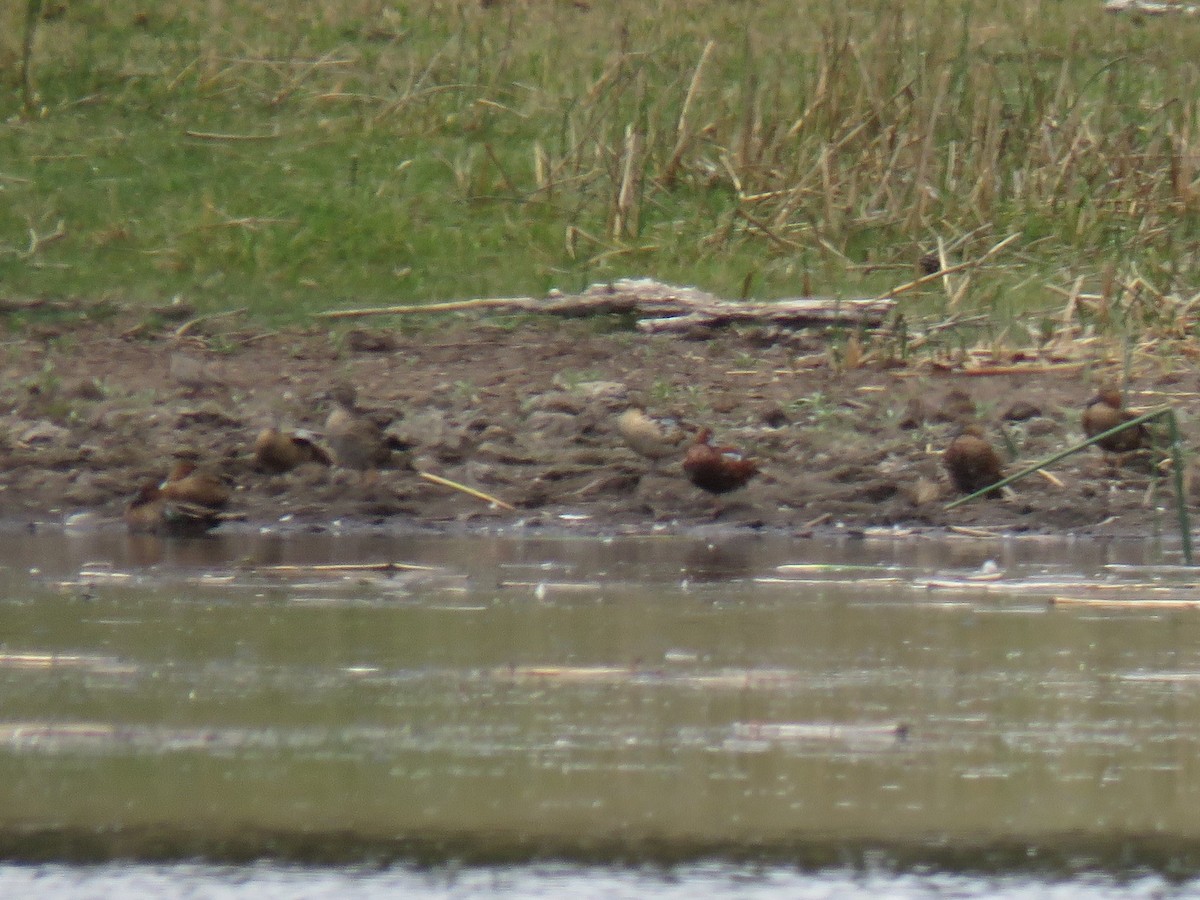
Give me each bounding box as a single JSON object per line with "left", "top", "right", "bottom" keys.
{"left": 682, "top": 428, "right": 758, "bottom": 495}
{"left": 124, "top": 481, "right": 223, "bottom": 535}
{"left": 252, "top": 427, "right": 333, "bottom": 474}
{"left": 1082, "top": 388, "right": 1146, "bottom": 453}
{"left": 616, "top": 408, "right": 688, "bottom": 463}
{"left": 324, "top": 383, "right": 406, "bottom": 471}
{"left": 943, "top": 423, "right": 1004, "bottom": 498}
{"left": 159, "top": 459, "right": 231, "bottom": 508}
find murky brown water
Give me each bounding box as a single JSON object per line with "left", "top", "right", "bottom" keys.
{"left": 2, "top": 526, "right": 1200, "bottom": 894}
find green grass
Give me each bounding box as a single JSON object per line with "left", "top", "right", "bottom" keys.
{"left": 3, "top": 0, "right": 1200, "bottom": 329}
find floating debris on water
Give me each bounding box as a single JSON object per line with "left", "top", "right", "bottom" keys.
{"left": 731, "top": 721, "right": 910, "bottom": 745}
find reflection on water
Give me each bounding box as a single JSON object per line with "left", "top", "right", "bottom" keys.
{"left": 0, "top": 526, "right": 1199, "bottom": 888}
{"left": 0, "top": 861, "right": 1195, "bottom": 900}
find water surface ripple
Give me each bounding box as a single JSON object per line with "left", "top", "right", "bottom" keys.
{"left": 1, "top": 528, "right": 1199, "bottom": 887}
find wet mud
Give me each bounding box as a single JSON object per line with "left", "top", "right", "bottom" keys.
{"left": 0, "top": 314, "right": 1194, "bottom": 537}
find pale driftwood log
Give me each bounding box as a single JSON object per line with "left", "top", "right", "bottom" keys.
{"left": 1104, "top": 0, "right": 1200, "bottom": 14}
{"left": 634, "top": 296, "right": 895, "bottom": 333}
{"left": 252, "top": 562, "right": 440, "bottom": 573}
{"left": 315, "top": 278, "right": 896, "bottom": 331}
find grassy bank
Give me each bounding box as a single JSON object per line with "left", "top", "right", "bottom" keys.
{"left": 2, "top": 0, "right": 1200, "bottom": 333}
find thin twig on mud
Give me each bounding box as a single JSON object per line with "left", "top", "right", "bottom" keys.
{"left": 419, "top": 471, "right": 515, "bottom": 511}
{"left": 174, "top": 307, "right": 248, "bottom": 339}
{"left": 317, "top": 297, "right": 539, "bottom": 319}
{"left": 182, "top": 129, "right": 281, "bottom": 142}
{"left": 956, "top": 362, "right": 1088, "bottom": 376}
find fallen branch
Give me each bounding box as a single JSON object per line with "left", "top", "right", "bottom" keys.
{"left": 316, "top": 278, "right": 895, "bottom": 332}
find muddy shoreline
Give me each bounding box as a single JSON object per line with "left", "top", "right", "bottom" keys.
{"left": 0, "top": 315, "right": 1194, "bottom": 541}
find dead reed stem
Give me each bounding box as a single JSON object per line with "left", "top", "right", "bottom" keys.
{"left": 663, "top": 40, "right": 715, "bottom": 188}
{"left": 878, "top": 233, "right": 1021, "bottom": 300}
{"left": 419, "top": 471, "right": 515, "bottom": 511}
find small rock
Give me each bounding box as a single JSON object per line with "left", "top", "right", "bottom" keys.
{"left": 170, "top": 351, "right": 225, "bottom": 394}
{"left": 932, "top": 389, "right": 975, "bottom": 423}
{"left": 473, "top": 441, "right": 537, "bottom": 466}
{"left": 177, "top": 403, "right": 242, "bottom": 428}
{"left": 564, "top": 448, "right": 613, "bottom": 467}
{"left": 151, "top": 297, "right": 197, "bottom": 321}
{"left": 18, "top": 421, "right": 71, "bottom": 448}
{"left": 525, "top": 411, "right": 581, "bottom": 442}
{"left": 681, "top": 324, "right": 717, "bottom": 341}
{"left": 346, "top": 329, "right": 398, "bottom": 353}
{"left": 574, "top": 471, "right": 641, "bottom": 496}
{"left": 906, "top": 477, "right": 942, "bottom": 506}
{"left": 761, "top": 405, "right": 789, "bottom": 428}
{"left": 67, "top": 378, "right": 106, "bottom": 402}
{"left": 571, "top": 380, "right": 627, "bottom": 402}
{"left": 898, "top": 398, "right": 927, "bottom": 430}
{"left": 478, "top": 424, "right": 514, "bottom": 442}
{"left": 389, "top": 410, "right": 447, "bottom": 448}
{"left": 1026, "top": 418, "right": 1060, "bottom": 438}
{"left": 63, "top": 511, "right": 104, "bottom": 532}
{"left": 530, "top": 392, "right": 586, "bottom": 415}
{"left": 1001, "top": 399, "right": 1042, "bottom": 422}
{"left": 710, "top": 395, "right": 739, "bottom": 414}
{"left": 859, "top": 481, "right": 900, "bottom": 503}
{"left": 463, "top": 460, "right": 508, "bottom": 486}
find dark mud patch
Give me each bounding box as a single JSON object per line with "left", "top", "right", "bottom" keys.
{"left": 0, "top": 315, "right": 1194, "bottom": 538}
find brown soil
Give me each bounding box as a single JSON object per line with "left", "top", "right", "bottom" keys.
{"left": 1, "top": 313, "right": 1194, "bottom": 538}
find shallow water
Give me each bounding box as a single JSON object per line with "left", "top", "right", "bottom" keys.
{"left": 2, "top": 861, "right": 1198, "bottom": 899}
{"left": 2, "top": 526, "right": 1200, "bottom": 894}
